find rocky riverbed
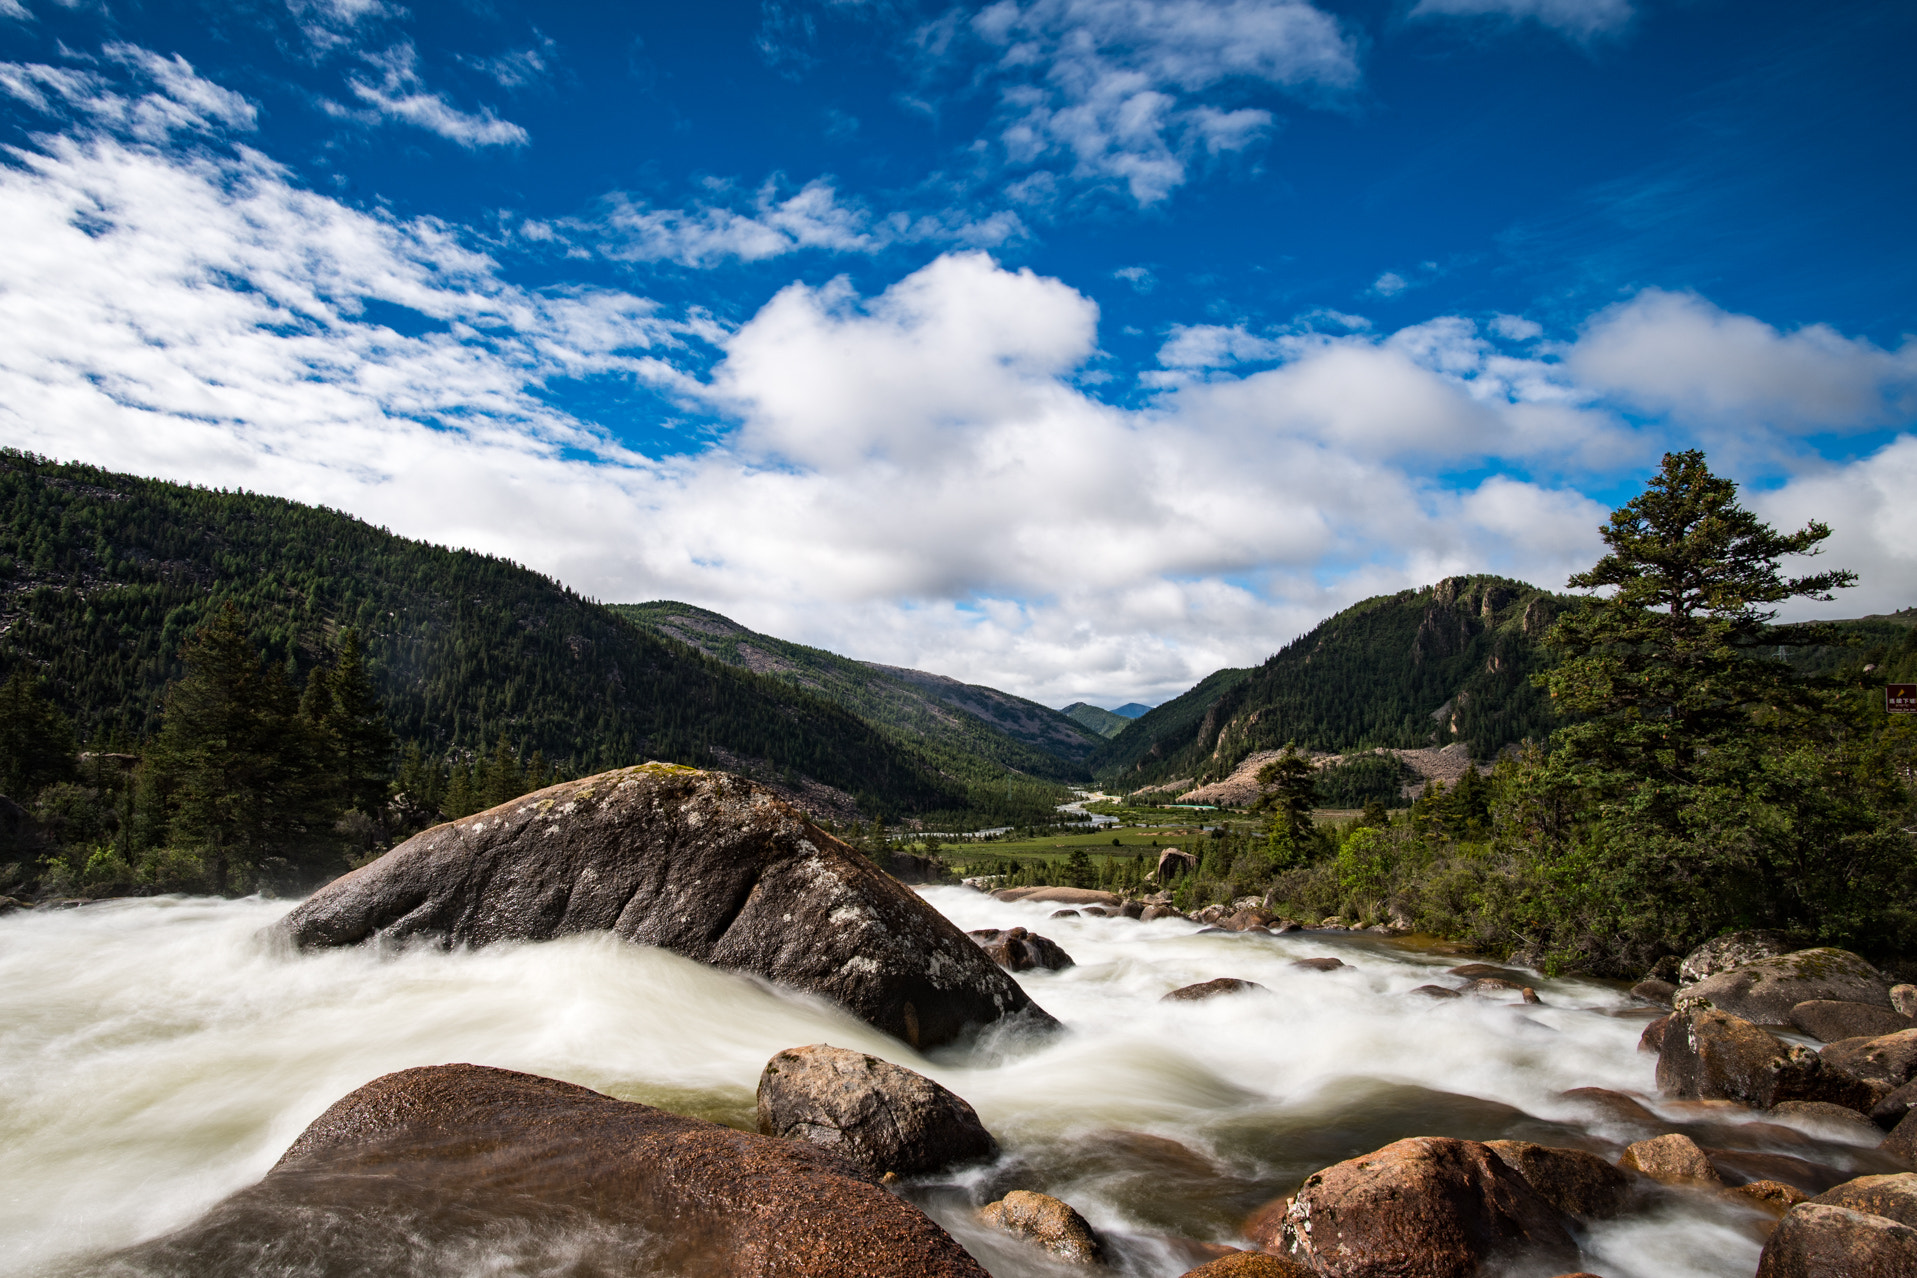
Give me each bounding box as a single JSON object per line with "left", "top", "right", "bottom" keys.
{"left": 0, "top": 881, "right": 1908, "bottom": 1276}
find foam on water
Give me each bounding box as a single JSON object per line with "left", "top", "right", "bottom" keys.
{"left": 0, "top": 888, "right": 1879, "bottom": 1277}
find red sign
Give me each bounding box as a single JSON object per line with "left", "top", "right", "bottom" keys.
{"left": 1890, "top": 685, "right": 1917, "bottom": 715}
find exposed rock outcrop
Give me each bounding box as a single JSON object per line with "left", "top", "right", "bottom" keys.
{"left": 1677, "top": 948, "right": 1891, "bottom": 1025}
{"left": 274, "top": 766, "right": 1053, "bottom": 1049}
{"left": 96, "top": 1064, "right": 991, "bottom": 1278}
{"left": 1679, "top": 930, "right": 1793, "bottom": 985}
{"left": 1810, "top": 1174, "right": 1917, "bottom": 1227}
{"left": 1789, "top": 1000, "right": 1914, "bottom": 1044}
{"left": 967, "top": 927, "right": 1074, "bottom": 972}
{"left": 756, "top": 1045, "right": 998, "bottom": 1178}
{"left": 1656, "top": 1007, "right": 1868, "bottom": 1110}
{"left": 1266, "top": 1137, "right": 1578, "bottom": 1278}
{"left": 1820, "top": 1029, "right": 1917, "bottom": 1103}
{"left": 978, "top": 1191, "right": 1102, "bottom": 1264}
{"left": 1755, "top": 1203, "right": 1917, "bottom": 1278}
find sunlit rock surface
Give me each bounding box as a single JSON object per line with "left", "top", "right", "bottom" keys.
{"left": 275, "top": 764, "right": 1054, "bottom": 1048}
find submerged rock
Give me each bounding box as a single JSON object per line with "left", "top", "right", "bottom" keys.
{"left": 1162, "top": 978, "right": 1268, "bottom": 1002}
{"left": 978, "top": 1190, "right": 1102, "bottom": 1264}
{"left": 96, "top": 1064, "right": 991, "bottom": 1278}
{"left": 1767, "top": 1101, "right": 1886, "bottom": 1141}
{"left": 1619, "top": 1133, "right": 1721, "bottom": 1186}
{"left": 1269, "top": 1137, "right": 1578, "bottom": 1278}
{"left": 1678, "top": 948, "right": 1891, "bottom": 1025}
{"left": 1290, "top": 957, "right": 1346, "bottom": 973}
{"left": 273, "top": 766, "right": 1052, "bottom": 1049}
{"left": 1755, "top": 1203, "right": 1917, "bottom": 1278}
{"left": 756, "top": 1045, "right": 998, "bottom": 1178}
{"left": 1790, "top": 1000, "right": 1914, "bottom": 1044}
{"left": 967, "top": 927, "right": 1074, "bottom": 972}
{"left": 1179, "top": 1253, "right": 1312, "bottom": 1277}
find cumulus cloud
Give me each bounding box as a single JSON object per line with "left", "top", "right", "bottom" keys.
{"left": 2, "top": 45, "right": 1910, "bottom": 706}
{"left": 1409, "top": 0, "right": 1634, "bottom": 41}
{"left": 960, "top": 0, "right": 1360, "bottom": 204}
{"left": 1569, "top": 289, "right": 1917, "bottom": 435}
{"left": 343, "top": 42, "right": 529, "bottom": 148}
{"left": 1756, "top": 437, "right": 1917, "bottom": 618}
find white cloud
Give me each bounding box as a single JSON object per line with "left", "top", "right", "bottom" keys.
{"left": 961, "top": 0, "right": 1360, "bottom": 204}
{"left": 1, "top": 48, "right": 256, "bottom": 140}
{"left": 1409, "top": 0, "right": 1634, "bottom": 41}
{"left": 1569, "top": 289, "right": 1917, "bottom": 433}
{"left": 344, "top": 43, "right": 529, "bottom": 148}
{"left": 1756, "top": 436, "right": 1917, "bottom": 618}
{"left": 1, "top": 48, "right": 1909, "bottom": 706}
{"left": 1112, "top": 264, "right": 1155, "bottom": 293}
{"left": 1371, "top": 271, "right": 1407, "bottom": 297}
{"left": 0, "top": 0, "right": 32, "bottom": 21}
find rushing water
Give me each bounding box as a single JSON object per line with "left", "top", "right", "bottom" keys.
{"left": 0, "top": 890, "right": 1899, "bottom": 1277}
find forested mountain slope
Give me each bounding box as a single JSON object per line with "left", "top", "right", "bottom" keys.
{"left": 613, "top": 602, "right": 1099, "bottom": 785}
{"left": 1061, "top": 702, "right": 1131, "bottom": 738}
{"left": 1093, "top": 576, "right": 1569, "bottom": 793}
{"left": 0, "top": 452, "right": 970, "bottom": 819}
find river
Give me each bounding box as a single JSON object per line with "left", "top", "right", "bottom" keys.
{"left": 0, "top": 890, "right": 1896, "bottom": 1276}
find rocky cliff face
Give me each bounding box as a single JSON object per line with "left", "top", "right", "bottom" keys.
{"left": 274, "top": 764, "right": 1055, "bottom": 1048}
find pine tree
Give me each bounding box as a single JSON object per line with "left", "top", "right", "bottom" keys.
{"left": 1257, "top": 745, "right": 1318, "bottom": 868}
{"left": 0, "top": 667, "right": 77, "bottom": 800}
{"left": 316, "top": 629, "right": 394, "bottom": 815}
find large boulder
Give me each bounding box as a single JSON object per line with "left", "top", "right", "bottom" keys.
{"left": 1679, "top": 930, "right": 1793, "bottom": 985}
{"left": 991, "top": 886, "right": 1121, "bottom": 907}
{"left": 274, "top": 766, "right": 1052, "bottom": 1049}
{"left": 978, "top": 1191, "right": 1102, "bottom": 1264}
{"left": 1618, "top": 1133, "right": 1721, "bottom": 1186}
{"left": 756, "top": 1045, "right": 998, "bottom": 1178}
{"left": 1790, "top": 1001, "right": 1915, "bottom": 1044}
{"left": 1755, "top": 1203, "right": 1917, "bottom": 1278}
{"left": 1678, "top": 948, "right": 1891, "bottom": 1025}
{"left": 1811, "top": 1174, "right": 1917, "bottom": 1227}
{"left": 1266, "top": 1137, "right": 1578, "bottom": 1278}
{"left": 96, "top": 1064, "right": 990, "bottom": 1278}
{"left": 1483, "top": 1141, "right": 1631, "bottom": 1218}
{"left": 1821, "top": 1029, "right": 1917, "bottom": 1102}
{"left": 1656, "top": 1007, "right": 1869, "bottom": 1110}
{"left": 967, "top": 927, "right": 1074, "bottom": 972}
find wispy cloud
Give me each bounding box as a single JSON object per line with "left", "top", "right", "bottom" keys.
{"left": 342, "top": 42, "right": 529, "bottom": 148}
{"left": 1409, "top": 0, "right": 1634, "bottom": 42}
{"left": 944, "top": 0, "right": 1361, "bottom": 205}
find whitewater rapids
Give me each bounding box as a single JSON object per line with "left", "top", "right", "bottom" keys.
{"left": 0, "top": 889, "right": 1889, "bottom": 1276}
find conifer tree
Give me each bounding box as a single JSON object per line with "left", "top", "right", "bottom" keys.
{"left": 314, "top": 630, "right": 393, "bottom": 815}
{"left": 0, "top": 667, "right": 77, "bottom": 800}
{"left": 1257, "top": 745, "right": 1318, "bottom": 868}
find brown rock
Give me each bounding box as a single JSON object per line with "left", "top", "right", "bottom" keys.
{"left": 1738, "top": 1181, "right": 1812, "bottom": 1212}
{"left": 1221, "top": 908, "right": 1278, "bottom": 931}
{"left": 1162, "top": 978, "right": 1270, "bottom": 1002}
{"left": 991, "top": 886, "right": 1122, "bottom": 907}
{"left": 1156, "top": 849, "right": 1197, "bottom": 880}
{"left": 1678, "top": 948, "right": 1891, "bottom": 1025}
{"left": 1291, "top": 957, "right": 1346, "bottom": 972}
{"left": 967, "top": 927, "right": 1075, "bottom": 972}
{"left": 1081, "top": 906, "right": 1112, "bottom": 917}
{"left": 1639, "top": 1013, "right": 1672, "bottom": 1054}
{"left": 1656, "top": 1007, "right": 1864, "bottom": 1109}
{"left": 96, "top": 1064, "right": 990, "bottom": 1278}
{"left": 1755, "top": 1203, "right": 1917, "bottom": 1278}
{"left": 1893, "top": 985, "right": 1917, "bottom": 1018}
{"left": 1180, "top": 1253, "right": 1312, "bottom": 1278}
{"left": 1559, "top": 1087, "right": 1662, "bottom": 1126}
{"left": 1413, "top": 984, "right": 1464, "bottom": 1000}
{"left": 1632, "top": 979, "right": 1678, "bottom": 1006}
{"left": 1484, "top": 1140, "right": 1631, "bottom": 1218}
{"left": 1273, "top": 1137, "right": 1578, "bottom": 1278}
{"left": 1448, "top": 963, "right": 1532, "bottom": 983}
{"left": 1767, "top": 1100, "right": 1887, "bottom": 1141}
{"left": 1870, "top": 1080, "right": 1917, "bottom": 1130}
{"left": 1810, "top": 1173, "right": 1917, "bottom": 1227}
{"left": 1884, "top": 1110, "right": 1917, "bottom": 1165}
{"left": 1619, "top": 1133, "right": 1722, "bottom": 1185}
{"left": 1117, "top": 900, "right": 1145, "bottom": 920}
{"left": 978, "top": 1190, "right": 1102, "bottom": 1264}
{"left": 1790, "top": 1000, "right": 1915, "bottom": 1043}
{"left": 1821, "top": 1028, "right": 1917, "bottom": 1099}
{"left": 274, "top": 766, "right": 1050, "bottom": 1049}
{"left": 1679, "top": 930, "right": 1794, "bottom": 985}
{"left": 1141, "top": 905, "right": 1187, "bottom": 922}
{"left": 755, "top": 1044, "right": 998, "bottom": 1178}
{"left": 1050, "top": 909, "right": 1081, "bottom": 919}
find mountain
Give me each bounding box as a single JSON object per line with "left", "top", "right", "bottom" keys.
{"left": 1061, "top": 702, "right": 1132, "bottom": 738}
{"left": 613, "top": 602, "right": 1101, "bottom": 786}
{"left": 1091, "top": 575, "right": 1568, "bottom": 793}
{"left": 0, "top": 452, "right": 982, "bottom": 821}
{"left": 1111, "top": 703, "right": 1151, "bottom": 719}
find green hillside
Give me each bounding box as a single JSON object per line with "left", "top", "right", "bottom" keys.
{"left": 1060, "top": 702, "right": 1131, "bottom": 738}
{"left": 1093, "top": 576, "right": 1569, "bottom": 792}
{"left": 613, "top": 602, "right": 1099, "bottom": 788}
{"left": 0, "top": 452, "right": 983, "bottom": 821}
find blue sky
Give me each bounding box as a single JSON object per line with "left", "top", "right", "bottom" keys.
{"left": 2, "top": 0, "right": 1913, "bottom": 707}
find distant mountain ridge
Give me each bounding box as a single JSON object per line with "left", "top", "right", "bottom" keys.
{"left": 613, "top": 602, "right": 1103, "bottom": 788}
{"left": 1061, "top": 702, "right": 1132, "bottom": 738}
{"left": 1091, "top": 575, "right": 1569, "bottom": 793}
